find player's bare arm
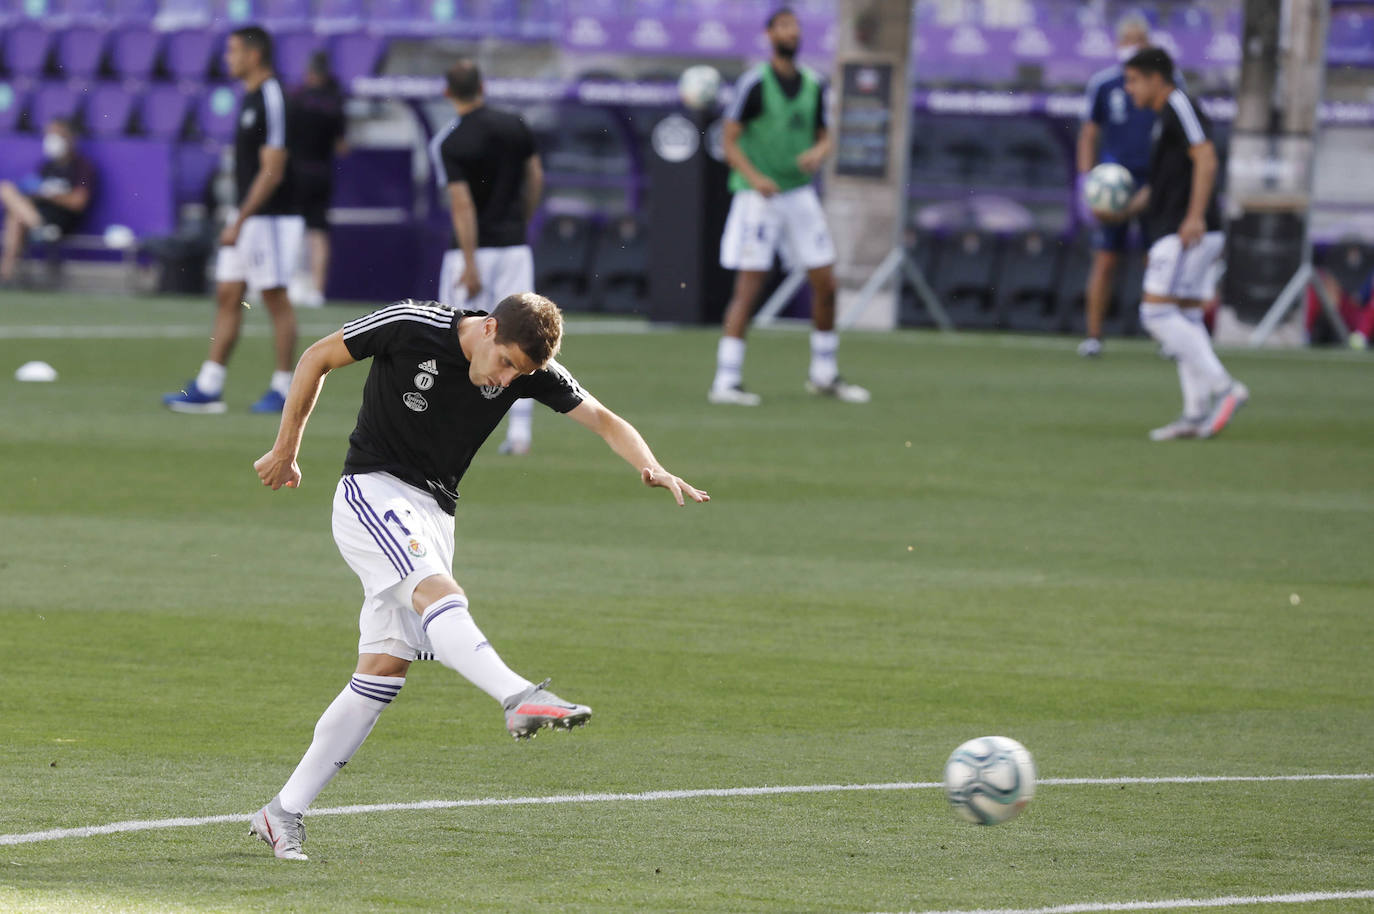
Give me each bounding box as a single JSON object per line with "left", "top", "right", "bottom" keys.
{"left": 447, "top": 181, "right": 482, "bottom": 297}
{"left": 722, "top": 119, "right": 779, "bottom": 197}
{"left": 1180, "top": 140, "right": 1217, "bottom": 247}
{"left": 254, "top": 330, "right": 357, "bottom": 489}
{"left": 1102, "top": 184, "right": 1150, "bottom": 224}
{"left": 1076, "top": 120, "right": 1100, "bottom": 175}
{"left": 523, "top": 154, "right": 543, "bottom": 224}
{"left": 566, "top": 395, "right": 709, "bottom": 507}
{"left": 222, "top": 144, "right": 288, "bottom": 246}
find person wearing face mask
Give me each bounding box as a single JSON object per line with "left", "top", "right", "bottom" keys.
{"left": 0, "top": 118, "right": 96, "bottom": 283}
{"left": 708, "top": 6, "right": 869, "bottom": 407}
{"left": 1075, "top": 16, "right": 1182, "bottom": 359}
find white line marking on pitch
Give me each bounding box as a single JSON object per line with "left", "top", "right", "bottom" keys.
{"left": 1, "top": 773, "right": 1369, "bottom": 847}
{"left": 880, "top": 888, "right": 1374, "bottom": 914}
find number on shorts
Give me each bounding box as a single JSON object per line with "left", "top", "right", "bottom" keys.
{"left": 383, "top": 509, "right": 412, "bottom": 536}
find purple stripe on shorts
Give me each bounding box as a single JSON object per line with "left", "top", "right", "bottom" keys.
{"left": 422, "top": 598, "right": 465, "bottom": 633}
{"left": 343, "top": 476, "right": 412, "bottom": 577}
{"left": 349, "top": 681, "right": 394, "bottom": 703}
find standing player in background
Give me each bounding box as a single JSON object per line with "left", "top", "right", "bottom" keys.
{"left": 1075, "top": 15, "right": 1157, "bottom": 359}
{"left": 430, "top": 59, "right": 543, "bottom": 455}
{"left": 247, "top": 293, "right": 707, "bottom": 859}
{"left": 1112, "top": 48, "right": 1247, "bottom": 441}
{"left": 290, "top": 51, "right": 347, "bottom": 308}
{"left": 163, "top": 26, "right": 302, "bottom": 414}
{"left": 708, "top": 6, "right": 869, "bottom": 407}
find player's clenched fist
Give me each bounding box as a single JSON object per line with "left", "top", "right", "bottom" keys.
{"left": 255, "top": 450, "right": 301, "bottom": 489}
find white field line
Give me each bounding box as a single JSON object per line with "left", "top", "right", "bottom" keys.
{"left": 883, "top": 889, "right": 1374, "bottom": 914}
{"left": 0, "top": 319, "right": 654, "bottom": 340}
{"left": 1, "top": 773, "right": 1369, "bottom": 848}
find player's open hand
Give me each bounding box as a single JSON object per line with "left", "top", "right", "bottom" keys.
{"left": 460, "top": 268, "right": 482, "bottom": 301}
{"left": 641, "top": 466, "right": 709, "bottom": 506}
{"left": 254, "top": 449, "right": 302, "bottom": 490}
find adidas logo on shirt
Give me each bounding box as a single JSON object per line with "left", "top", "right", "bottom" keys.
{"left": 418, "top": 360, "right": 438, "bottom": 375}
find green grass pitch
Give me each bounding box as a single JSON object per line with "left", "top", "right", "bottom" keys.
{"left": 0, "top": 292, "right": 1371, "bottom": 913}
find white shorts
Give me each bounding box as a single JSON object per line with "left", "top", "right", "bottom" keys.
{"left": 438, "top": 244, "right": 535, "bottom": 310}
{"left": 1143, "top": 231, "right": 1226, "bottom": 302}
{"left": 214, "top": 214, "right": 306, "bottom": 293}
{"left": 719, "top": 185, "right": 836, "bottom": 272}
{"left": 332, "top": 472, "right": 455, "bottom": 660}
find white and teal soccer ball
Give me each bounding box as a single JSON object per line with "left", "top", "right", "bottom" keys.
{"left": 678, "top": 64, "right": 722, "bottom": 111}
{"left": 1083, "top": 162, "right": 1135, "bottom": 215}
{"left": 943, "top": 735, "right": 1036, "bottom": 825}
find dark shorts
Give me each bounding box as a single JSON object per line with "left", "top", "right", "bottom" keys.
{"left": 294, "top": 170, "right": 333, "bottom": 231}
{"left": 1091, "top": 216, "right": 1142, "bottom": 254}
{"left": 33, "top": 198, "right": 82, "bottom": 236}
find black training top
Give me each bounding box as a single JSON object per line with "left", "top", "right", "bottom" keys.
{"left": 1144, "top": 88, "right": 1222, "bottom": 243}
{"left": 340, "top": 301, "right": 586, "bottom": 513}
{"left": 432, "top": 105, "right": 537, "bottom": 248}
{"left": 233, "top": 76, "right": 295, "bottom": 216}
{"left": 289, "top": 82, "right": 346, "bottom": 172}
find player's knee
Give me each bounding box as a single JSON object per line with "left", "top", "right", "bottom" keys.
{"left": 411, "top": 573, "right": 464, "bottom": 614}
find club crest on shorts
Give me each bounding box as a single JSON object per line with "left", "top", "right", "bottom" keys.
{"left": 406, "top": 537, "right": 427, "bottom": 558}
{"left": 414, "top": 372, "right": 434, "bottom": 390}
{"left": 478, "top": 384, "right": 504, "bottom": 400}
{"left": 403, "top": 392, "right": 428, "bottom": 412}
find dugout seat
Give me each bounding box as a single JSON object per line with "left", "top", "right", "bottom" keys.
{"left": 164, "top": 29, "right": 219, "bottom": 83}
{"left": 534, "top": 213, "right": 597, "bottom": 312}
{"left": 898, "top": 226, "right": 943, "bottom": 327}
{"left": 1052, "top": 231, "right": 1093, "bottom": 333}
{"left": 2, "top": 21, "right": 52, "bottom": 79}
{"left": 138, "top": 84, "right": 191, "bottom": 139}
{"left": 996, "top": 230, "right": 1062, "bottom": 332}
{"left": 1315, "top": 238, "right": 1374, "bottom": 295}
{"left": 53, "top": 26, "right": 106, "bottom": 80}
{"left": 109, "top": 27, "right": 161, "bottom": 81}
{"left": 932, "top": 229, "right": 1003, "bottom": 329}
{"left": 195, "top": 84, "right": 239, "bottom": 142}
{"left": 30, "top": 81, "right": 84, "bottom": 130}
{"left": 589, "top": 214, "right": 648, "bottom": 314}
{"left": 257, "top": 0, "right": 312, "bottom": 30}
{"left": 85, "top": 84, "right": 137, "bottom": 138}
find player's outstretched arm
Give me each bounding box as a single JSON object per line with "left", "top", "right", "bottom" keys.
{"left": 566, "top": 395, "right": 709, "bottom": 507}
{"left": 254, "top": 330, "right": 357, "bottom": 490}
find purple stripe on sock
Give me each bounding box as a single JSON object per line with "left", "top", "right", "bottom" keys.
{"left": 342, "top": 477, "right": 411, "bottom": 577}
{"left": 421, "top": 598, "right": 465, "bottom": 633}
{"left": 349, "top": 681, "right": 394, "bottom": 703}
{"left": 351, "top": 676, "right": 402, "bottom": 695}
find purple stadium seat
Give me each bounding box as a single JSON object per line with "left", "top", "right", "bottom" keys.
{"left": 315, "top": 0, "right": 365, "bottom": 31}
{"left": 107, "top": 0, "right": 159, "bottom": 22}
{"left": 155, "top": 0, "right": 211, "bottom": 28}
{"left": 276, "top": 31, "right": 325, "bottom": 89}
{"left": 110, "top": 27, "right": 161, "bottom": 80}
{"left": 212, "top": 0, "right": 257, "bottom": 26}
{"left": 30, "top": 82, "right": 84, "bottom": 129}
{"left": 138, "top": 84, "right": 191, "bottom": 139}
{"left": 368, "top": 0, "right": 418, "bottom": 34}
{"left": 259, "top": 0, "right": 311, "bottom": 29}
{"left": 329, "top": 33, "right": 384, "bottom": 85}
{"left": 0, "top": 82, "right": 27, "bottom": 134}
{"left": 173, "top": 142, "right": 220, "bottom": 205}
{"left": 196, "top": 83, "right": 240, "bottom": 142}
{"left": 53, "top": 26, "right": 107, "bottom": 80}
{"left": 86, "top": 83, "right": 136, "bottom": 137}
{"left": 3, "top": 21, "right": 53, "bottom": 78}
{"left": 164, "top": 29, "right": 220, "bottom": 82}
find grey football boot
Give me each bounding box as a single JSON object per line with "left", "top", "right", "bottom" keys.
{"left": 503, "top": 679, "right": 592, "bottom": 740}
{"left": 249, "top": 796, "right": 307, "bottom": 861}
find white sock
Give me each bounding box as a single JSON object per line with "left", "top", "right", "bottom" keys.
{"left": 1141, "top": 303, "right": 1232, "bottom": 411}
{"left": 421, "top": 594, "right": 531, "bottom": 703}
{"left": 713, "top": 336, "right": 746, "bottom": 390}
{"left": 277, "top": 673, "right": 404, "bottom": 815}
{"left": 196, "top": 360, "right": 226, "bottom": 396}
{"left": 505, "top": 398, "right": 533, "bottom": 444}
{"left": 270, "top": 370, "right": 293, "bottom": 397}
{"left": 809, "top": 330, "right": 839, "bottom": 386}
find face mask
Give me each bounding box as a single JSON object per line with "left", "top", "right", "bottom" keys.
{"left": 1116, "top": 44, "right": 1143, "bottom": 62}
{"left": 42, "top": 133, "right": 69, "bottom": 160}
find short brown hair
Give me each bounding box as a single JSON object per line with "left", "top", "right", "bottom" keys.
{"left": 491, "top": 292, "right": 563, "bottom": 366}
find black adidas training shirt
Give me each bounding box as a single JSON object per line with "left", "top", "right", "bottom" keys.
{"left": 340, "top": 300, "right": 585, "bottom": 513}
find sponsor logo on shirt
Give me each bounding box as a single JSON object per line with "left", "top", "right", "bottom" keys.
{"left": 478, "top": 384, "right": 504, "bottom": 400}
{"left": 418, "top": 359, "right": 438, "bottom": 374}
{"left": 403, "top": 392, "right": 428, "bottom": 412}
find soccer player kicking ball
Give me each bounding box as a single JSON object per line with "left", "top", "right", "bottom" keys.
{"left": 1110, "top": 48, "right": 1248, "bottom": 440}
{"left": 248, "top": 293, "right": 707, "bottom": 860}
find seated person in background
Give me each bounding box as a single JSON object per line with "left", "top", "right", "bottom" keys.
{"left": 0, "top": 118, "right": 97, "bottom": 281}
{"left": 1303, "top": 267, "right": 1374, "bottom": 350}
